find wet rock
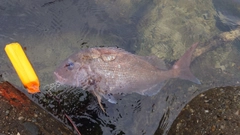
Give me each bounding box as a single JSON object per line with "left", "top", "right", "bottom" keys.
{"left": 0, "top": 81, "right": 74, "bottom": 135}
{"left": 168, "top": 86, "right": 240, "bottom": 135}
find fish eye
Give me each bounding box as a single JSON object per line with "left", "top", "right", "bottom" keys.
{"left": 65, "top": 61, "right": 74, "bottom": 70}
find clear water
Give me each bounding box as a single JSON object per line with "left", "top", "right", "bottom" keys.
{"left": 0, "top": 0, "right": 240, "bottom": 135}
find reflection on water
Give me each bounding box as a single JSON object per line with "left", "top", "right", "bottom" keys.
{"left": 0, "top": 0, "right": 240, "bottom": 135}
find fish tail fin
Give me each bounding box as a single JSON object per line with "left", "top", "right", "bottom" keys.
{"left": 172, "top": 43, "right": 201, "bottom": 84}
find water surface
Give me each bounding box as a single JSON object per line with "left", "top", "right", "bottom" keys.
{"left": 0, "top": 0, "right": 240, "bottom": 135}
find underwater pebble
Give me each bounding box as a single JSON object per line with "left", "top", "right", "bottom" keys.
{"left": 5, "top": 110, "right": 9, "bottom": 116}
{"left": 202, "top": 13, "right": 210, "bottom": 20}
{"left": 234, "top": 110, "right": 240, "bottom": 115}
{"left": 34, "top": 114, "right": 38, "bottom": 117}
{"left": 18, "top": 116, "right": 24, "bottom": 121}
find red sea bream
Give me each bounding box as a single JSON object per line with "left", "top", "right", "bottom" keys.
{"left": 54, "top": 43, "right": 200, "bottom": 111}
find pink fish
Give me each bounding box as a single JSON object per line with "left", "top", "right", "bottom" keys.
{"left": 54, "top": 43, "right": 200, "bottom": 112}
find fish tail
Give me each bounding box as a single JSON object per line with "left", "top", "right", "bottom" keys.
{"left": 171, "top": 43, "right": 201, "bottom": 84}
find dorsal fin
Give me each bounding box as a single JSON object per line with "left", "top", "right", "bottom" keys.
{"left": 138, "top": 56, "right": 167, "bottom": 70}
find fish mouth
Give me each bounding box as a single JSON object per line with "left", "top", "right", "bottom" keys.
{"left": 54, "top": 72, "right": 66, "bottom": 84}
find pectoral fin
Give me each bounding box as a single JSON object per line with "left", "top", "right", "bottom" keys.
{"left": 103, "top": 93, "right": 117, "bottom": 104}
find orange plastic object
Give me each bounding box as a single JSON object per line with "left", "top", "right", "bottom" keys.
{"left": 4, "top": 42, "right": 40, "bottom": 93}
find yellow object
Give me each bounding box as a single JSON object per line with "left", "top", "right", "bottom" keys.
{"left": 5, "top": 42, "right": 40, "bottom": 93}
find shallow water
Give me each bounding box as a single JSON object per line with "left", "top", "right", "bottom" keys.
{"left": 0, "top": 0, "right": 240, "bottom": 135}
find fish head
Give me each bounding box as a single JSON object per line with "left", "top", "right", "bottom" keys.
{"left": 54, "top": 52, "right": 90, "bottom": 87}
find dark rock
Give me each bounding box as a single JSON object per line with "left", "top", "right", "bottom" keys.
{"left": 169, "top": 86, "right": 240, "bottom": 135}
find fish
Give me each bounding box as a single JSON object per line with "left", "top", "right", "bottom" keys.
{"left": 54, "top": 43, "right": 200, "bottom": 112}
